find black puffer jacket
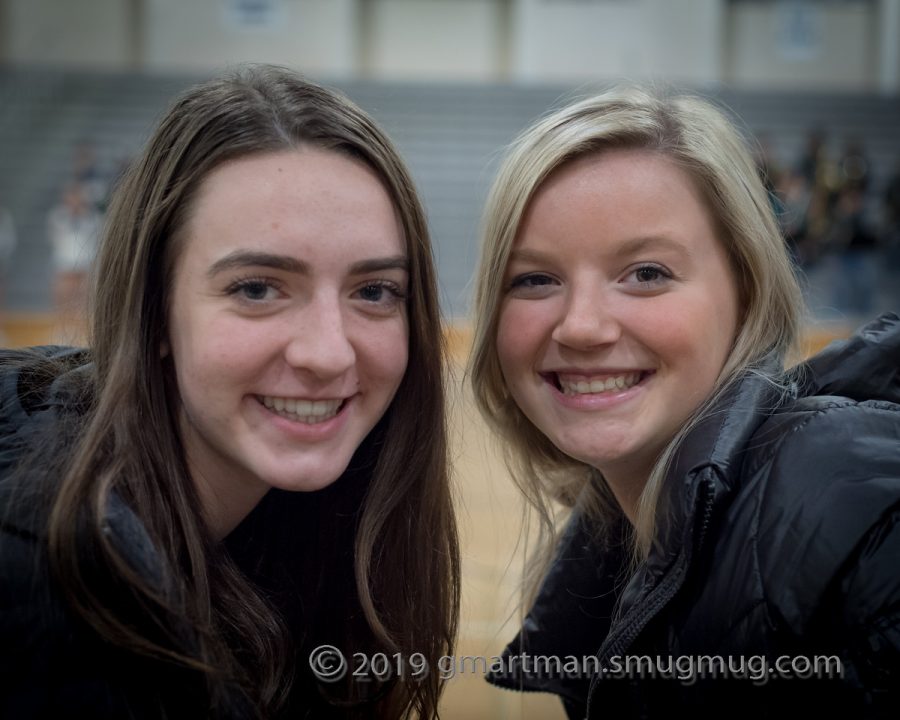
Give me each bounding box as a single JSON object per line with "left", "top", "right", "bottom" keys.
{"left": 488, "top": 314, "right": 900, "bottom": 719}
{"left": 0, "top": 347, "right": 386, "bottom": 719}
{"left": 0, "top": 347, "right": 234, "bottom": 718}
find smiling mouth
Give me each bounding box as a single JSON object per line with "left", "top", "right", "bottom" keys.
{"left": 543, "top": 371, "right": 653, "bottom": 396}
{"left": 257, "top": 395, "right": 347, "bottom": 424}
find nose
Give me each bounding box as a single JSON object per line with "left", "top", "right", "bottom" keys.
{"left": 284, "top": 294, "right": 356, "bottom": 379}
{"left": 551, "top": 282, "right": 621, "bottom": 350}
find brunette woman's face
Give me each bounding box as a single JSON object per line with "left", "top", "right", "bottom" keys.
{"left": 166, "top": 149, "right": 408, "bottom": 515}
{"left": 496, "top": 149, "right": 739, "bottom": 496}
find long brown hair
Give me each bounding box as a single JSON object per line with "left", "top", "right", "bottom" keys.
{"left": 44, "top": 65, "right": 458, "bottom": 717}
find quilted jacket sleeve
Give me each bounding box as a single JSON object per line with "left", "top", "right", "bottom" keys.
{"left": 836, "top": 506, "right": 900, "bottom": 713}
{"left": 754, "top": 396, "right": 900, "bottom": 714}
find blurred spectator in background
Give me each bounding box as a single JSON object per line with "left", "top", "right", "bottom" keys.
{"left": 0, "top": 202, "right": 16, "bottom": 345}
{"left": 781, "top": 128, "right": 894, "bottom": 320}
{"left": 886, "top": 159, "right": 900, "bottom": 222}
{"left": 796, "top": 127, "right": 839, "bottom": 194}
{"left": 791, "top": 128, "right": 840, "bottom": 269}
{"left": 777, "top": 167, "right": 814, "bottom": 266}
{"left": 825, "top": 185, "right": 878, "bottom": 319}
{"left": 838, "top": 138, "right": 870, "bottom": 194}
{"left": 883, "top": 158, "right": 900, "bottom": 308}
{"left": 885, "top": 158, "right": 900, "bottom": 253}
{"left": 47, "top": 183, "right": 102, "bottom": 338}
{"left": 71, "top": 141, "right": 110, "bottom": 213}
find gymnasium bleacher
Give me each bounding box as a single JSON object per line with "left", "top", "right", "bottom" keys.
{"left": 2, "top": 68, "right": 899, "bottom": 324}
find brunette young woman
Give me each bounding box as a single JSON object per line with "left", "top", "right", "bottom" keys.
{"left": 470, "top": 87, "right": 899, "bottom": 717}
{"left": 0, "top": 65, "right": 458, "bottom": 719}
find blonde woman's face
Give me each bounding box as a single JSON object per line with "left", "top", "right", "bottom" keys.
{"left": 496, "top": 149, "right": 738, "bottom": 501}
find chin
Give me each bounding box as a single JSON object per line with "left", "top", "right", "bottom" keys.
{"left": 266, "top": 461, "right": 352, "bottom": 493}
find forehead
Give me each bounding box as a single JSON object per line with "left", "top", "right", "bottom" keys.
{"left": 175, "top": 148, "right": 404, "bottom": 268}
{"left": 192, "top": 148, "right": 393, "bottom": 220}
{"left": 516, "top": 148, "right": 719, "bottom": 249}
{"left": 537, "top": 148, "right": 707, "bottom": 212}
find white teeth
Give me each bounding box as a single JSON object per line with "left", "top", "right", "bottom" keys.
{"left": 559, "top": 372, "right": 642, "bottom": 396}
{"left": 259, "top": 396, "right": 343, "bottom": 423}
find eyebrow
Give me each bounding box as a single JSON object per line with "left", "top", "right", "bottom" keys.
{"left": 348, "top": 255, "right": 409, "bottom": 275}
{"left": 509, "top": 235, "right": 691, "bottom": 264}
{"left": 612, "top": 235, "right": 693, "bottom": 258}
{"left": 207, "top": 251, "right": 306, "bottom": 278}
{"left": 207, "top": 251, "right": 408, "bottom": 278}
{"left": 508, "top": 247, "right": 554, "bottom": 265}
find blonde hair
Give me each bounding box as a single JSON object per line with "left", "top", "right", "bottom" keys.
{"left": 470, "top": 86, "right": 803, "bottom": 582}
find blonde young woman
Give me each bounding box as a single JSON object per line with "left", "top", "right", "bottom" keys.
{"left": 0, "top": 66, "right": 458, "bottom": 719}
{"left": 470, "top": 88, "right": 900, "bottom": 717}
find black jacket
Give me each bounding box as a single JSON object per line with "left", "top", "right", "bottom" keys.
{"left": 488, "top": 314, "right": 900, "bottom": 719}
{"left": 0, "top": 347, "right": 237, "bottom": 718}
{"left": 0, "top": 347, "right": 386, "bottom": 719}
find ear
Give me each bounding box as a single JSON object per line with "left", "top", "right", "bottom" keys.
{"left": 160, "top": 338, "right": 170, "bottom": 358}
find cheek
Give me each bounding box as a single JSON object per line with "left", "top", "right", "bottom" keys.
{"left": 496, "top": 302, "right": 540, "bottom": 379}
{"left": 357, "top": 318, "right": 409, "bottom": 387}
{"left": 648, "top": 302, "right": 735, "bottom": 398}
{"left": 171, "top": 316, "right": 264, "bottom": 396}
{"left": 684, "top": 290, "right": 739, "bottom": 382}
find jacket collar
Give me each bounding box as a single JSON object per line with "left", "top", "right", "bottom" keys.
{"left": 487, "top": 361, "right": 785, "bottom": 700}
{"left": 799, "top": 311, "right": 900, "bottom": 403}
{"left": 643, "top": 363, "right": 782, "bottom": 583}
{"left": 489, "top": 313, "right": 900, "bottom": 700}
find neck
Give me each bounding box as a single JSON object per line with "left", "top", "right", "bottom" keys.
{"left": 179, "top": 414, "right": 269, "bottom": 540}
{"left": 596, "top": 457, "right": 657, "bottom": 526}
{"left": 603, "top": 474, "right": 642, "bottom": 525}
{"left": 191, "top": 468, "right": 269, "bottom": 540}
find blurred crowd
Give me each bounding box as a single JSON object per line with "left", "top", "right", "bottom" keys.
{"left": 0, "top": 143, "right": 126, "bottom": 343}
{"left": 45, "top": 144, "right": 109, "bottom": 328}
{"left": 0, "top": 132, "right": 898, "bottom": 340}
{"left": 758, "top": 129, "right": 900, "bottom": 321}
